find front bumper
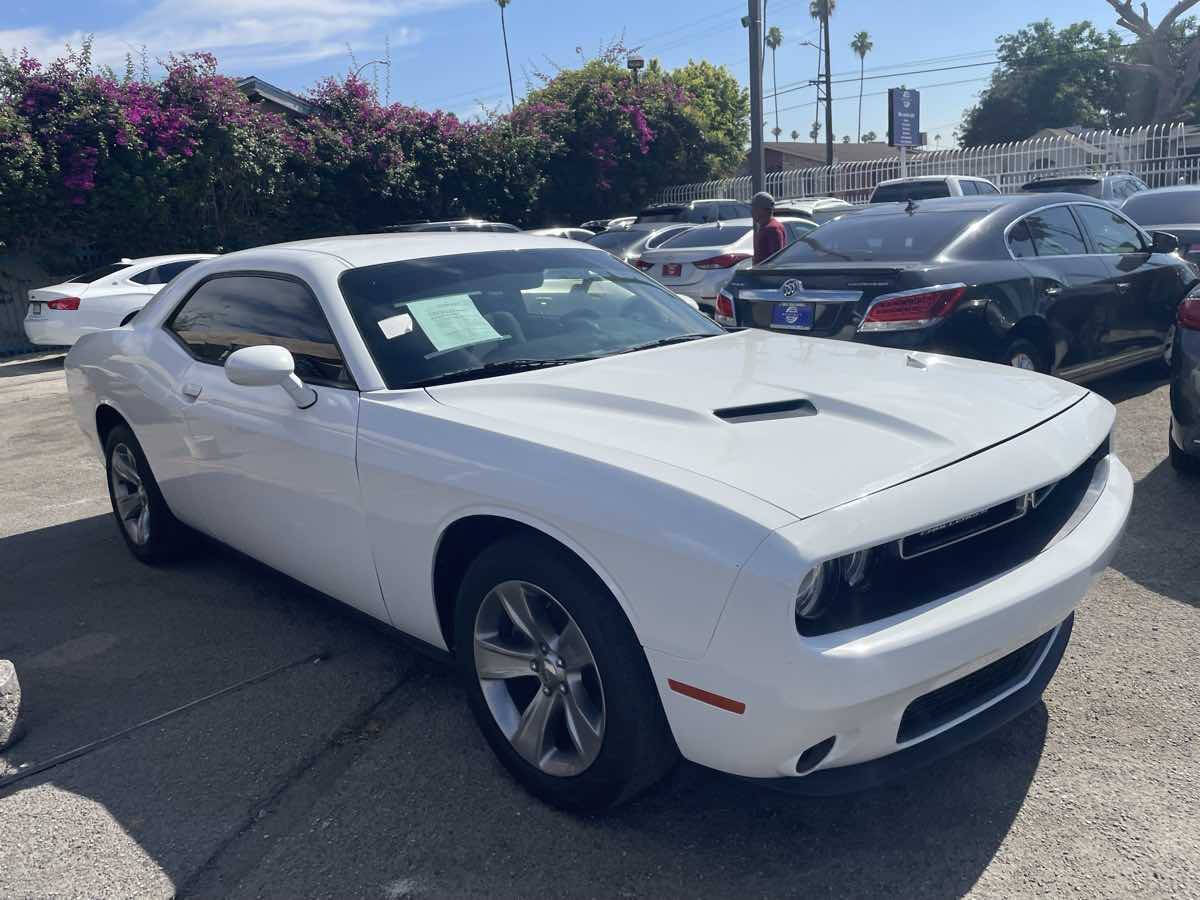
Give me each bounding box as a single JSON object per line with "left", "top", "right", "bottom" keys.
{"left": 646, "top": 396, "right": 1131, "bottom": 784}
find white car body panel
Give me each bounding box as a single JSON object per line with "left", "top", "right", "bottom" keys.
{"left": 63, "top": 233, "right": 1132, "bottom": 787}
{"left": 24, "top": 254, "right": 214, "bottom": 346}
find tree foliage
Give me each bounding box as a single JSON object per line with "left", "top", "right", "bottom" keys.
{"left": 0, "top": 41, "right": 748, "bottom": 267}
{"left": 958, "top": 20, "right": 1126, "bottom": 145}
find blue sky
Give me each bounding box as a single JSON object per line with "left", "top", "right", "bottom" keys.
{"left": 1, "top": 0, "right": 1168, "bottom": 145}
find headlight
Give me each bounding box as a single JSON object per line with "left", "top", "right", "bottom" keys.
{"left": 794, "top": 549, "right": 876, "bottom": 623}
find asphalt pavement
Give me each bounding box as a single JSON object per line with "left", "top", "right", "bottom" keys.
{"left": 0, "top": 353, "right": 1197, "bottom": 899}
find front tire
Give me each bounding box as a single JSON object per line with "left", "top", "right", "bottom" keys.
{"left": 455, "top": 533, "right": 677, "bottom": 811}
{"left": 104, "top": 424, "right": 187, "bottom": 563}
{"left": 1169, "top": 424, "right": 1200, "bottom": 476}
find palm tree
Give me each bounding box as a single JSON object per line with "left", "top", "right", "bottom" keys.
{"left": 766, "top": 26, "right": 783, "bottom": 144}
{"left": 850, "top": 31, "right": 873, "bottom": 144}
{"left": 791, "top": 129, "right": 800, "bottom": 140}
{"left": 809, "top": 0, "right": 836, "bottom": 162}
{"left": 496, "top": 0, "right": 516, "bottom": 109}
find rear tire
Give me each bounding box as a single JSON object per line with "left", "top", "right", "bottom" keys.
{"left": 455, "top": 533, "right": 678, "bottom": 811}
{"left": 1002, "top": 336, "right": 1049, "bottom": 374}
{"left": 1169, "top": 425, "right": 1200, "bottom": 476}
{"left": 103, "top": 424, "right": 187, "bottom": 563}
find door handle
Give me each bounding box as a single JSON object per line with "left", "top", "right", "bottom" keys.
{"left": 181, "top": 382, "right": 202, "bottom": 400}
{"left": 1116, "top": 282, "right": 1132, "bottom": 293}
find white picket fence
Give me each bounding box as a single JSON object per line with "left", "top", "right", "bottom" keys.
{"left": 658, "top": 123, "right": 1200, "bottom": 205}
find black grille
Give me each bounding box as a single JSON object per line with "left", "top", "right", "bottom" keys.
{"left": 897, "top": 627, "right": 1055, "bottom": 743}
{"left": 797, "top": 434, "right": 1109, "bottom": 637}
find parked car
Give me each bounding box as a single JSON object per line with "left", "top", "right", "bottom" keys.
{"left": 24, "top": 254, "right": 214, "bottom": 347}
{"left": 774, "top": 197, "right": 857, "bottom": 223}
{"left": 634, "top": 199, "right": 752, "bottom": 225}
{"left": 528, "top": 227, "right": 596, "bottom": 241}
{"left": 607, "top": 216, "right": 636, "bottom": 230}
{"left": 585, "top": 223, "right": 694, "bottom": 269}
{"left": 639, "top": 217, "right": 817, "bottom": 314}
{"left": 1020, "top": 172, "right": 1147, "bottom": 205}
{"left": 1170, "top": 285, "right": 1200, "bottom": 473}
{"left": 1121, "top": 186, "right": 1200, "bottom": 264}
{"left": 718, "top": 194, "right": 1194, "bottom": 381}
{"left": 580, "top": 219, "right": 617, "bottom": 233}
{"left": 868, "top": 175, "right": 999, "bottom": 203}
{"left": 385, "top": 220, "right": 520, "bottom": 233}
{"left": 64, "top": 231, "right": 1131, "bottom": 811}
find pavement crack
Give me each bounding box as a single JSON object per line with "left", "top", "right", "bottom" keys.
{"left": 175, "top": 662, "right": 428, "bottom": 899}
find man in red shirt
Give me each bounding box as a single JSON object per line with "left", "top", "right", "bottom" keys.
{"left": 751, "top": 191, "right": 786, "bottom": 264}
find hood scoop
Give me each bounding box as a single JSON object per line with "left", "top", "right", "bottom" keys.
{"left": 714, "top": 398, "right": 817, "bottom": 424}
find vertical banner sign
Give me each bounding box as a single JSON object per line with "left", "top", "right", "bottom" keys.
{"left": 888, "top": 88, "right": 921, "bottom": 147}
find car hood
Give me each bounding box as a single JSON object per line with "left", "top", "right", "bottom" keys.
{"left": 425, "top": 330, "right": 1087, "bottom": 519}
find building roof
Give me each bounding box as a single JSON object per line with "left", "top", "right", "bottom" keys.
{"left": 764, "top": 141, "right": 904, "bottom": 165}
{"left": 236, "top": 76, "right": 314, "bottom": 117}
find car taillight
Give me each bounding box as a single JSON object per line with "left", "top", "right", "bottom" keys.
{"left": 715, "top": 289, "right": 735, "bottom": 325}
{"left": 1179, "top": 296, "right": 1200, "bottom": 330}
{"left": 632, "top": 258, "right": 653, "bottom": 271}
{"left": 47, "top": 297, "right": 81, "bottom": 310}
{"left": 857, "top": 284, "right": 966, "bottom": 333}
{"left": 694, "top": 253, "right": 751, "bottom": 270}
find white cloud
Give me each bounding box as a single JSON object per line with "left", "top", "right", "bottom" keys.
{"left": 0, "top": 0, "right": 478, "bottom": 77}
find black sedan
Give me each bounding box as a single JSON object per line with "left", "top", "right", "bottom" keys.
{"left": 718, "top": 194, "right": 1195, "bottom": 381}
{"left": 1122, "top": 186, "right": 1200, "bottom": 266}
{"left": 1170, "top": 288, "right": 1200, "bottom": 473}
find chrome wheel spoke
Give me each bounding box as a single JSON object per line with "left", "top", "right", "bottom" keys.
{"left": 511, "top": 688, "right": 559, "bottom": 766}
{"left": 111, "top": 451, "right": 140, "bottom": 487}
{"left": 496, "top": 582, "right": 549, "bottom": 646}
{"left": 115, "top": 491, "right": 142, "bottom": 520}
{"left": 135, "top": 503, "right": 151, "bottom": 545}
{"left": 474, "top": 636, "right": 537, "bottom": 680}
{"left": 555, "top": 620, "right": 590, "bottom": 669}
{"left": 562, "top": 684, "right": 603, "bottom": 760}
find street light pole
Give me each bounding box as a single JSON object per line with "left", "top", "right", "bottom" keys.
{"left": 747, "top": 0, "right": 765, "bottom": 194}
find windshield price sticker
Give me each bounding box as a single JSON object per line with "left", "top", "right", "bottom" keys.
{"left": 405, "top": 294, "right": 504, "bottom": 354}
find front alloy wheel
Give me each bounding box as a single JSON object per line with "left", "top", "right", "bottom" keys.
{"left": 473, "top": 580, "right": 605, "bottom": 776}
{"left": 109, "top": 443, "right": 151, "bottom": 546}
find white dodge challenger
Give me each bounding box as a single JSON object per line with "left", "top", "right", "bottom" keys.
{"left": 64, "top": 233, "right": 1132, "bottom": 810}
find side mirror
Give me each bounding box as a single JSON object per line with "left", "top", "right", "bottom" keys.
{"left": 1151, "top": 230, "right": 1180, "bottom": 254}
{"left": 224, "top": 345, "right": 316, "bottom": 409}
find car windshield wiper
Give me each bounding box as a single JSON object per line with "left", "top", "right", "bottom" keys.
{"left": 616, "top": 333, "right": 717, "bottom": 355}
{"left": 405, "top": 356, "right": 595, "bottom": 388}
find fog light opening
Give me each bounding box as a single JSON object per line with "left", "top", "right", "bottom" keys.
{"left": 795, "top": 736, "right": 836, "bottom": 775}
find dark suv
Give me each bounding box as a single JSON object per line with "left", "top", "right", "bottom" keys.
{"left": 1020, "top": 172, "right": 1148, "bottom": 205}
{"left": 635, "top": 199, "right": 752, "bottom": 225}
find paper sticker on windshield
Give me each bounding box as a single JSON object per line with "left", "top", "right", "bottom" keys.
{"left": 406, "top": 294, "right": 503, "bottom": 354}
{"left": 378, "top": 312, "right": 413, "bottom": 340}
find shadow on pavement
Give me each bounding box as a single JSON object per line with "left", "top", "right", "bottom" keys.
{"left": 1086, "top": 364, "right": 1168, "bottom": 406}
{"left": 1109, "top": 456, "right": 1200, "bottom": 609}
{"left": 1, "top": 511, "right": 1046, "bottom": 898}
{"left": 0, "top": 354, "right": 64, "bottom": 379}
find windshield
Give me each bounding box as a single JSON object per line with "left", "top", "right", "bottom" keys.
{"left": 660, "top": 223, "right": 752, "bottom": 249}
{"left": 339, "top": 248, "right": 723, "bottom": 389}
{"left": 1022, "top": 180, "right": 1102, "bottom": 198}
{"left": 871, "top": 182, "right": 950, "bottom": 203}
{"left": 68, "top": 262, "right": 132, "bottom": 283}
{"left": 1122, "top": 191, "right": 1200, "bottom": 226}
{"left": 765, "top": 210, "right": 981, "bottom": 264}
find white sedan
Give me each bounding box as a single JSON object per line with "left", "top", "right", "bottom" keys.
{"left": 24, "top": 254, "right": 214, "bottom": 347}
{"left": 64, "top": 233, "right": 1132, "bottom": 811}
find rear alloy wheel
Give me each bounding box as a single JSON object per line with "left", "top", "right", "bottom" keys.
{"left": 456, "top": 533, "right": 677, "bottom": 811}
{"left": 104, "top": 424, "right": 187, "bottom": 563}
{"left": 1003, "top": 337, "right": 1048, "bottom": 373}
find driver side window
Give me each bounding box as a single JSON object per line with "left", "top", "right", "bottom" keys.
{"left": 167, "top": 275, "right": 353, "bottom": 387}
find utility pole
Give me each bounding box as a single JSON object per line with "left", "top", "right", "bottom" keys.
{"left": 821, "top": 4, "right": 833, "bottom": 166}
{"left": 747, "top": 0, "right": 765, "bottom": 193}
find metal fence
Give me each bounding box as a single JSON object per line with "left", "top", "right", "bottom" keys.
{"left": 658, "top": 123, "right": 1200, "bottom": 205}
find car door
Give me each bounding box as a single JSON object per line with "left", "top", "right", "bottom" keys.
{"left": 163, "top": 272, "right": 391, "bottom": 623}
{"left": 1072, "top": 202, "right": 1170, "bottom": 356}
{"left": 1012, "top": 205, "right": 1115, "bottom": 370}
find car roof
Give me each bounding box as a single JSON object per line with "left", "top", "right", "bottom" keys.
{"left": 121, "top": 253, "right": 216, "bottom": 267}
{"left": 238, "top": 233, "right": 605, "bottom": 268}
{"left": 875, "top": 175, "right": 989, "bottom": 186}
{"left": 845, "top": 194, "right": 1095, "bottom": 217}
{"left": 1125, "top": 185, "right": 1200, "bottom": 196}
